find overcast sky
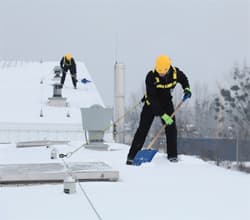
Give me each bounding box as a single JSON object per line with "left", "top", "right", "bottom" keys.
{"left": 0, "top": 0, "right": 249, "bottom": 106}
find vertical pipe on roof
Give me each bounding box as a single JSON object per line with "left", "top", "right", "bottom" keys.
{"left": 114, "top": 62, "right": 125, "bottom": 143}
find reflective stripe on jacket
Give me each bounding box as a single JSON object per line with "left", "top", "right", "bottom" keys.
{"left": 144, "top": 66, "right": 190, "bottom": 116}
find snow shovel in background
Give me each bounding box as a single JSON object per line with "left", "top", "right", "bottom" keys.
{"left": 81, "top": 78, "right": 91, "bottom": 84}
{"left": 133, "top": 100, "right": 185, "bottom": 166}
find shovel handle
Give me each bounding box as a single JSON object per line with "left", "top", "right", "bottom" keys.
{"left": 146, "top": 100, "right": 185, "bottom": 150}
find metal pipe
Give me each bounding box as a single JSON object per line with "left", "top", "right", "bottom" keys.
{"left": 114, "top": 62, "right": 125, "bottom": 143}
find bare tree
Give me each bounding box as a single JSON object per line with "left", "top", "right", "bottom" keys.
{"left": 214, "top": 65, "right": 250, "bottom": 138}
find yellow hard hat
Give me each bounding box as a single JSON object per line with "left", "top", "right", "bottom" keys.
{"left": 65, "top": 53, "right": 72, "bottom": 60}
{"left": 155, "top": 55, "right": 172, "bottom": 74}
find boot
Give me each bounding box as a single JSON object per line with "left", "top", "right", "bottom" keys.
{"left": 126, "top": 158, "right": 134, "bottom": 165}
{"left": 168, "top": 157, "right": 178, "bottom": 162}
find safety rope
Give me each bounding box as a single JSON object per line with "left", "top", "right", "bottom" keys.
{"left": 59, "top": 100, "right": 142, "bottom": 158}
{"left": 56, "top": 101, "right": 143, "bottom": 218}
{"left": 60, "top": 156, "right": 103, "bottom": 220}
{"left": 77, "top": 181, "right": 103, "bottom": 220}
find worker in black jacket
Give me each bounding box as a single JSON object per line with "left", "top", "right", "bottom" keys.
{"left": 126, "top": 55, "right": 191, "bottom": 165}
{"left": 60, "top": 53, "right": 77, "bottom": 89}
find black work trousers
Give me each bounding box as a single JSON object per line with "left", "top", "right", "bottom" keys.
{"left": 60, "top": 67, "right": 77, "bottom": 88}
{"left": 127, "top": 102, "right": 177, "bottom": 159}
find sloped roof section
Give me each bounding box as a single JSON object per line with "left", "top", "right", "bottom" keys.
{"left": 0, "top": 61, "right": 104, "bottom": 124}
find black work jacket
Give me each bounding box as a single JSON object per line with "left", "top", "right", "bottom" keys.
{"left": 60, "top": 57, "right": 77, "bottom": 73}
{"left": 145, "top": 66, "right": 190, "bottom": 116}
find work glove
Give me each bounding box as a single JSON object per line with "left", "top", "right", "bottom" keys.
{"left": 183, "top": 87, "right": 192, "bottom": 101}
{"left": 161, "top": 113, "right": 173, "bottom": 125}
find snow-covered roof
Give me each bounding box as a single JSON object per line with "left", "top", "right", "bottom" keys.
{"left": 0, "top": 61, "right": 104, "bottom": 124}
{"left": 0, "top": 61, "right": 249, "bottom": 220}
{"left": 0, "top": 142, "right": 249, "bottom": 220}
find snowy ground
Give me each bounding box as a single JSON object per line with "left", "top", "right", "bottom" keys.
{"left": 0, "top": 141, "right": 249, "bottom": 220}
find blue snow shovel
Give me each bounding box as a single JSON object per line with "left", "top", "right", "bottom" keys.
{"left": 133, "top": 100, "right": 185, "bottom": 166}
{"left": 81, "top": 78, "right": 92, "bottom": 84}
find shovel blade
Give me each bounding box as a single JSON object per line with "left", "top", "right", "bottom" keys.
{"left": 133, "top": 149, "right": 158, "bottom": 166}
